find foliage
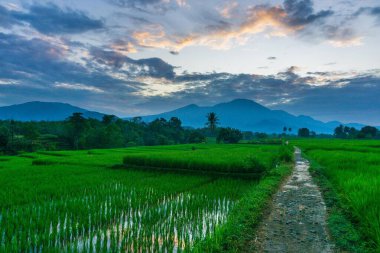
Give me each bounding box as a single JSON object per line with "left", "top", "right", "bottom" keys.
{"left": 298, "top": 127, "right": 310, "bottom": 137}
{"left": 0, "top": 115, "right": 206, "bottom": 153}
{"left": 206, "top": 112, "right": 219, "bottom": 134}
{"left": 217, "top": 127, "right": 243, "bottom": 144}
{"left": 277, "top": 145, "right": 294, "bottom": 163}
{"left": 0, "top": 126, "right": 9, "bottom": 151}
{"left": 334, "top": 124, "right": 379, "bottom": 139}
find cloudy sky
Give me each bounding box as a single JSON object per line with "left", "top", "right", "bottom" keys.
{"left": 1, "top": 0, "right": 380, "bottom": 125}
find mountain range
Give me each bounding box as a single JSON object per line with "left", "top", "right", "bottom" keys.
{"left": 139, "top": 99, "right": 364, "bottom": 134}
{"left": 0, "top": 100, "right": 365, "bottom": 133}
{"left": 0, "top": 101, "right": 104, "bottom": 121}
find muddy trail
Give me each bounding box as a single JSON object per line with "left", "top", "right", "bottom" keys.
{"left": 253, "top": 147, "right": 334, "bottom": 253}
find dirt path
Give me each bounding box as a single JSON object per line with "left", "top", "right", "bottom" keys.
{"left": 253, "top": 147, "right": 334, "bottom": 252}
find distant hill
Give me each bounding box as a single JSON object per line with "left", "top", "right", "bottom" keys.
{"left": 0, "top": 101, "right": 105, "bottom": 121}
{"left": 139, "top": 99, "right": 364, "bottom": 134}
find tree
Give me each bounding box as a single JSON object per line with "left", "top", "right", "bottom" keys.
{"left": 22, "top": 123, "right": 39, "bottom": 140}
{"left": 334, "top": 125, "right": 346, "bottom": 138}
{"left": 283, "top": 126, "right": 288, "bottom": 133}
{"left": 169, "top": 117, "right": 182, "bottom": 130}
{"left": 206, "top": 112, "right": 219, "bottom": 134}
{"left": 298, "top": 128, "right": 310, "bottom": 137}
{"left": 360, "top": 126, "right": 378, "bottom": 138}
{"left": 0, "top": 126, "right": 9, "bottom": 151}
{"left": 102, "top": 115, "right": 116, "bottom": 125}
{"left": 188, "top": 130, "right": 206, "bottom": 143}
{"left": 217, "top": 127, "right": 242, "bottom": 144}
{"left": 67, "top": 113, "right": 87, "bottom": 149}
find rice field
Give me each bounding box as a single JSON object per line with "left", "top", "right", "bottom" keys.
{"left": 0, "top": 144, "right": 288, "bottom": 252}
{"left": 293, "top": 139, "right": 380, "bottom": 251}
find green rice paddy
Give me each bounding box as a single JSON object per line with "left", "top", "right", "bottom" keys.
{"left": 294, "top": 139, "right": 380, "bottom": 252}
{"left": 0, "top": 144, "right": 289, "bottom": 252}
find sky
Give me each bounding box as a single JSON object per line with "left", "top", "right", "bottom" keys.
{"left": 0, "top": 0, "right": 380, "bottom": 125}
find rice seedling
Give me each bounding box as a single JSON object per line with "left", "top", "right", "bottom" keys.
{"left": 0, "top": 143, "right": 291, "bottom": 252}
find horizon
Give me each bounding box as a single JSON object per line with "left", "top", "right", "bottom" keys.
{"left": 1, "top": 99, "right": 376, "bottom": 127}
{"left": 0, "top": 0, "right": 379, "bottom": 125}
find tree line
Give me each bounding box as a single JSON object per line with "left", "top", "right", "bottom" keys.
{"left": 0, "top": 113, "right": 207, "bottom": 154}
{"left": 2, "top": 111, "right": 378, "bottom": 154}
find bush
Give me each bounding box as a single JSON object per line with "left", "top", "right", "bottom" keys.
{"left": 278, "top": 146, "right": 294, "bottom": 163}
{"left": 244, "top": 156, "right": 266, "bottom": 174}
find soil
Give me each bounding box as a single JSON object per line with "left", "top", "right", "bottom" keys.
{"left": 252, "top": 147, "right": 334, "bottom": 252}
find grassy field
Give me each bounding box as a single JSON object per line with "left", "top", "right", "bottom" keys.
{"left": 0, "top": 144, "right": 292, "bottom": 252}
{"left": 293, "top": 139, "right": 380, "bottom": 252}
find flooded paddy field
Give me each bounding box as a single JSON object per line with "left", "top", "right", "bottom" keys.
{"left": 0, "top": 144, "right": 281, "bottom": 252}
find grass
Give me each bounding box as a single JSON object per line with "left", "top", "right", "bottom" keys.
{"left": 0, "top": 143, "right": 292, "bottom": 252}
{"left": 293, "top": 139, "right": 380, "bottom": 252}
{"left": 123, "top": 144, "right": 281, "bottom": 175}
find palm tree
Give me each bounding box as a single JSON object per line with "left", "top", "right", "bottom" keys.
{"left": 206, "top": 112, "right": 219, "bottom": 134}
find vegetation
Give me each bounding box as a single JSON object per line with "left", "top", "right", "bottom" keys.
{"left": 334, "top": 124, "right": 379, "bottom": 139}
{"left": 206, "top": 112, "right": 219, "bottom": 135}
{"left": 0, "top": 114, "right": 206, "bottom": 154}
{"left": 0, "top": 143, "right": 293, "bottom": 252}
{"left": 122, "top": 144, "right": 285, "bottom": 176}
{"left": 294, "top": 139, "right": 380, "bottom": 252}
{"left": 216, "top": 128, "right": 243, "bottom": 144}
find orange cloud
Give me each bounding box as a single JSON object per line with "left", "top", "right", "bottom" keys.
{"left": 131, "top": 6, "right": 303, "bottom": 52}
{"left": 328, "top": 37, "right": 363, "bottom": 48}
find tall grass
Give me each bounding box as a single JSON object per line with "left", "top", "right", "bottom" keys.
{"left": 294, "top": 139, "right": 380, "bottom": 251}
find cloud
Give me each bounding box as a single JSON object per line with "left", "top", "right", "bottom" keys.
{"left": 355, "top": 6, "right": 380, "bottom": 24}
{"left": 0, "top": 4, "right": 19, "bottom": 28}
{"left": 128, "top": 0, "right": 334, "bottom": 52}
{"left": 320, "top": 25, "right": 363, "bottom": 47}
{"left": 54, "top": 82, "right": 105, "bottom": 93}
{"left": 89, "top": 47, "right": 176, "bottom": 79}
{"left": 283, "top": 0, "right": 333, "bottom": 26}
{"left": 1, "top": 30, "right": 379, "bottom": 124}
{"left": 219, "top": 1, "right": 239, "bottom": 19}
{"left": 11, "top": 3, "right": 104, "bottom": 34}
{"left": 106, "top": 0, "right": 185, "bottom": 14}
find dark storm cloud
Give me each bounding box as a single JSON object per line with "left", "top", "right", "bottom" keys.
{"left": 0, "top": 32, "right": 141, "bottom": 97}
{"left": 275, "top": 75, "right": 380, "bottom": 123}
{"left": 90, "top": 48, "right": 176, "bottom": 79}
{"left": 283, "top": 0, "right": 334, "bottom": 26}
{"left": 11, "top": 3, "right": 104, "bottom": 34}
{"left": 132, "top": 69, "right": 380, "bottom": 125}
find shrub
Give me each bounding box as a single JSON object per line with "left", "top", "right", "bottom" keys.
{"left": 278, "top": 146, "right": 294, "bottom": 163}
{"left": 243, "top": 156, "right": 266, "bottom": 174}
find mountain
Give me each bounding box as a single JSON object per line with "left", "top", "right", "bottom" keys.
{"left": 139, "top": 99, "right": 363, "bottom": 134}
{"left": 0, "top": 101, "right": 105, "bottom": 121}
